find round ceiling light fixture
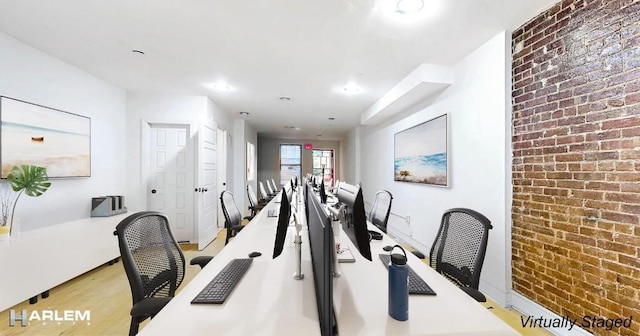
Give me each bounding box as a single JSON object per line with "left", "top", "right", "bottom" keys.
{"left": 341, "top": 83, "right": 362, "bottom": 95}
{"left": 205, "top": 81, "right": 233, "bottom": 92}
{"left": 396, "top": 0, "right": 424, "bottom": 14}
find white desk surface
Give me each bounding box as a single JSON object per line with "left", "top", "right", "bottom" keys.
{"left": 139, "top": 193, "right": 518, "bottom": 336}
{"left": 334, "top": 223, "right": 518, "bottom": 336}
{"left": 137, "top": 198, "right": 321, "bottom": 336}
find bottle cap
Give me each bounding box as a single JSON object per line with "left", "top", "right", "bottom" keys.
{"left": 390, "top": 253, "right": 407, "bottom": 265}
{"left": 390, "top": 245, "right": 407, "bottom": 265}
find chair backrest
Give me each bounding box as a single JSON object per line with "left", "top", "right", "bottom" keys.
{"left": 259, "top": 181, "right": 269, "bottom": 200}
{"left": 368, "top": 190, "right": 393, "bottom": 233}
{"left": 271, "top": 178, "right": 278, "bottom": 191}
{"left": 429, "top": 208, "right": 492, "bottom": 290}
{"left": 115, "top": 211, "right": 185, "bottom": 306}
{"left": 266, "top": 180, "right": 275, "bottom": 195}
{"left": 247, "top": 184, "right": 259, "bottom": 208}
{"left": 220, "top": 191, "right": 242, "bottom": 228}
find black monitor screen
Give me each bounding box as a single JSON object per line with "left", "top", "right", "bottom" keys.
{"left": 335, "top": 182, "right": 372, "bottom": 261}
{"left": 306, "top": 182, "right": 335, "bottom": 336}
{"left": 272, "top": 188, "right": 291, "bottom": 258}
{"left": 319, "top": 180, "right": 327, "bottom": 204}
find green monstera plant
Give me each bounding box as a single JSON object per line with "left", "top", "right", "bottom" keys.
{"left": 7, "top": 165, "right": 51, "bottom": 236}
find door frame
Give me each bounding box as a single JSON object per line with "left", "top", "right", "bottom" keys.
{"left": 141, "top": 120, "right": 197, "bottom": 242}
{"left": 216, "top": 128, "right": 228, "bottom": 229}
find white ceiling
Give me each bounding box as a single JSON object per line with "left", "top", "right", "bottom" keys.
{"left": 0, "top": 0, "right": 557, "bottom": 140}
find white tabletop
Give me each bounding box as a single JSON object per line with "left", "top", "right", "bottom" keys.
{"left": 138, "top": 192, "right": 518, "bottom": 336}
{"left": 137, "top": 198, "right": 321, "bottom": 336}
{"left": 333, "top": 224, "right": 518, "bottom": 336}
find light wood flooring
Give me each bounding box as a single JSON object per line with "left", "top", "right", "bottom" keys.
{"left": 0, "top": 229, "right": 552, "bottom": 336}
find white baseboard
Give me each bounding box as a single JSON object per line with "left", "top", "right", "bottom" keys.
{"left": 387, "top": 226, "right": 429, "bottom": 254}
{"left": 511, "top": 292, "right": 593, "bottom": 336}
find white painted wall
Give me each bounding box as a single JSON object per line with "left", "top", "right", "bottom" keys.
{"left": 358, "top": 31, "right": 512, "bottom": 305}
{"left": 231, "top": 119, "right": 258, "bottom": 217}
{"left": 341, "top": 127, "right": 360, "bottom": 185}
{"left": 0, "top": 32, "right": 127, "bottom": 230}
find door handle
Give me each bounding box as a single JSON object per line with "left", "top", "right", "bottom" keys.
{"left": 195, "top": 188, "right": 202, "bottom": 192}
{"left": 203, "top": 188, "right": 208, "bottom": 192}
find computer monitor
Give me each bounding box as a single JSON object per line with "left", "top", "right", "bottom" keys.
{"left": 272, "top": 188, "right": 292, "bottom": 258}
{"left": 319, "top": 179, "right": 327, "bottom": 204}
{"left": 335, "top": 182, "right": 372, "bottom": 261}
{"left": 306, "top": 181, "right": 335, "bottom": 336}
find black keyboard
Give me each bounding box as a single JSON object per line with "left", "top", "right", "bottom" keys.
{"left": 378, "top": 254, "right": 436, "bottom": 295}
{"left": 191, "top": 258, "right": 253, "bottom": 304}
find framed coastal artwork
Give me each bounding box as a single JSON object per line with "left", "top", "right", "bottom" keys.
{"left": 394, "top": 114, "right": 448, "bottom": 187}
{"left": 0, "top": 96, "right": 91, "bottom": 178}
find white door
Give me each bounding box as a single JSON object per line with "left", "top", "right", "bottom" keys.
{"left": 195, "top": 122, "right": 218, "bottom": 250}
{"left": 216, "top": 129, "right": 228, "bottom": 229}
{"left": 148, "top": 125, "right": 194, "bottom": 242}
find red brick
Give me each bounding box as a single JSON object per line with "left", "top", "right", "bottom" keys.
{"left": 512, "top": 0, "right": 640, "bottom": 324}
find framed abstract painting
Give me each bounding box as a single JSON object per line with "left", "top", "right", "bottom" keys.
{"left": 394, "top": 114, "right": 448, "bottom": 187}
{"left": 1, "top": 96, "right": 91, "bottom": 178}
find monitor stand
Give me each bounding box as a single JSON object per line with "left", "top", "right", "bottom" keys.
{"left": 293, "top": 213, "right": 304, "bottom": 280}
{"left": 332, "top": 221, "right": 342, "bottom": 277}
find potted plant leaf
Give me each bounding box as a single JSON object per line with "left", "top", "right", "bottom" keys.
{"left": 6, "top": 165, "right": 51, "bottom": 236}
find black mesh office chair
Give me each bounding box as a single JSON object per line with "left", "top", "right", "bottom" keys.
{"left": 247, "top": 184, "right": 264, "bottom": 219}
{"left": 368, "top": 190, "right": 393, "bottom": 233}
{"left": 114, "top": 211, "right": 186, "bottom": 336}
{"left": 259, "top": 181, "right": 273, "bottom": 203}
{"left": 429, "top": 208, "right": 492, "bottom": 302}
{"left": 266, "top": 179, "right": 277, "bottom": 197}
{"left": 220, "top": 191, "right": 247, "bottom": 245}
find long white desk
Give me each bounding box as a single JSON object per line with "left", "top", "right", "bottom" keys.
{"left": 138, "top": 192, "right": 518, "bottom": 335}
{"left": 137, "top": 197, "right": 321, "bottom": 336}
{"left": 334, "top": 222, "right": 518, "bottom": 335}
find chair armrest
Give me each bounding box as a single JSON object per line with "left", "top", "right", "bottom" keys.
{"left": 130, "top": 297, "right": 172, "bottom": 318}
{"left": 190, "top": 256, "right": 214, "bottom": 269}
{"left": 460, "top": 287, "right": 487, "bottom": 302}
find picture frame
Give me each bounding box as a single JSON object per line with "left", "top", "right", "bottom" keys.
{"left": 394, "top": 114, "right": 448, "bottom": 187}
{"left": 0, "top": 96, "right": 91, "bottom": 178}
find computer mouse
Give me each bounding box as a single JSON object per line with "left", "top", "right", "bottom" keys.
{"left": 248, "top": 251, "right": 262, "bottom": 258}
{"left": 383, "top": 245, "right": 393, "bottom": 252}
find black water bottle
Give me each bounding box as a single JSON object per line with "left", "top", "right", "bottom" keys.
{"left": 388, "top": 245, "right": 409, "bottom": 321}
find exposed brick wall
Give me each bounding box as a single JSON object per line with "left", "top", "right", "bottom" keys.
{"left": 512, "top": 0, "right": 640, "bottom": 335}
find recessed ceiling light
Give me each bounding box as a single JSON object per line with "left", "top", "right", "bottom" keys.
{"left": 341, "top": 83, "right": 362, "bottom": 95}
{"left": 328, "top": 117, "right": 335, "bottom": 121}
{"left": 278, "top": 96, "right": 292, "bottom": 101}
{"left": 239, "top": 112, "right": 250, "bottom": 116}
{"left": 396, "top": 0, "right": 424, "bottom": 14}
{"left": 132, "top": 49, "right": 145, "bottom": 55}
{"left": 205, "top": 81, "right": 234, "bottom": 92}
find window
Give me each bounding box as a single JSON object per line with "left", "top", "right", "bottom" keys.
{"left": 280, "top": 144, "right": 301, "bottom": 187}
{"left": 312, "top": 149, "right": 334, "bottom": 185}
